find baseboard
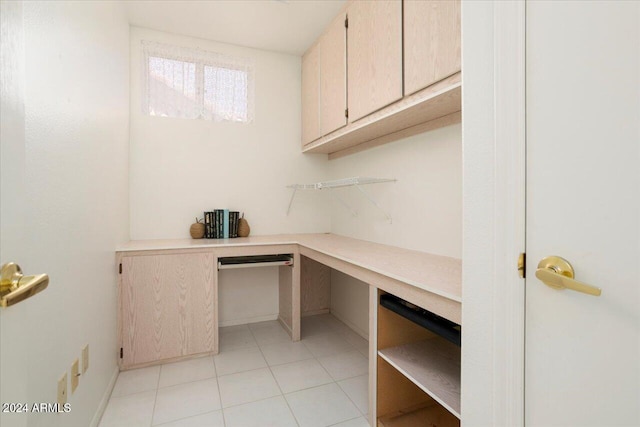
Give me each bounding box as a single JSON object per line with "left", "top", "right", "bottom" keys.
{"left": 330, "top": 309, "right": 369, "bottom": 340}
{"left": 219, "top": 313, "right": 278, "bottom": 328}
{"left": 278, "top": 316, "right": 293, "bottom": 336}
{"left": 90, "top": 366, "right": 119, "bottom": 427}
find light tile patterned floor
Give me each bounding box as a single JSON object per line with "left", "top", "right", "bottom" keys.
{"left": 99, "top": 314, "right": 370, "bottom": 427}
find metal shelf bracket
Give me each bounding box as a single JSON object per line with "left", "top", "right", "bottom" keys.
{"left": 286, "top": 177, "right": 396, "bottom": 222}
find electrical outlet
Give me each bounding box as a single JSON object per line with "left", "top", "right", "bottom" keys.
{"left": 82, "top": 344, "right": 89, "bottom": 374}
{"left": 57, "top": 373, "right": 67, "bottom": 405}
{"left": 71, "top": 359, "right": 79, "bottom": 393}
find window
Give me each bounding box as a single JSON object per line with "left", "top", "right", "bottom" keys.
{"left": 141, "top": 41, "right": 255, "bottom": 123}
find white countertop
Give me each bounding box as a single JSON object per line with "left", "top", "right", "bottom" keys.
{"left": 117, "top": 233, "right": 462, "bottom": 303}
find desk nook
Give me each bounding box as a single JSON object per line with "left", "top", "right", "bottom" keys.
{"left": 116, "top": 233, "right": 461, "bottom": 426}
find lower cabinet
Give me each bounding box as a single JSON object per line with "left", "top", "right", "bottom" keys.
{"left": 375, "top": 289, "right": 461, "bottom": 427}
{"left": 119, "top": 252, "right": 216, "bottom": 369}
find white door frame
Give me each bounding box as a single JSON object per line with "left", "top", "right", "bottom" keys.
{"left": 461, "top": 0, "right": 526, "bottom": 425}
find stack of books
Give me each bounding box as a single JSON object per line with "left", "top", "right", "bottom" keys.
{"left": 204, "top": 210, "right": 240, "bottom": 239}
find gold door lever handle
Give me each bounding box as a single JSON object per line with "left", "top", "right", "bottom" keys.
{"left": 535, "top": 256, "right": 601, "bottom": 297}
{"left": 0, "top": 262, "right": 49, "bottom": 307}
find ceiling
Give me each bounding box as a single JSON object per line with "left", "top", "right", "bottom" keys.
{"left": 124, "top": 0, "right": 346, "bottom": 56}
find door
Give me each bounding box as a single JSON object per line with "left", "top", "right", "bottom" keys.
{"left": 301, "top": 41, "right": 320, "bottom": 146}
{"left": 526, "top": 2, "right": 639, "bottom": 426}
{"left": 403, "top": 0, "right": 460, "bottom": 96}
{"left": 319, "top": 11, "right": 347, "bottom": 136}
{"left": 347, "top": 0, "right": 402, "bottom": 122}
{"left": 120, "top": 253, "right": 216, "bottom": 368}
{"left": 1, "top": 2, "right": 29, "bottom": 426}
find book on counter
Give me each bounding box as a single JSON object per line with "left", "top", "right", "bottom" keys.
{"left": 203, "top": 209, "right": 241, "bottom": 239}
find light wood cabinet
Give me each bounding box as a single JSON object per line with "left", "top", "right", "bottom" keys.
{"left": 320, "top": 12, "right": 348, "bottom": 136}
{"left": 347, "top": 0, "right": 403, "bottom": 122}
{"left": 404, "top": 0, "right": 461, "bottom": 96}
{"left": 373, "top": 290, "right": 460, "bottom": 427}
{"left": 301, "top": 43, "right": 321, "bottom": 146}
{"left": 119, "top": 252, "right": 216, "bottom": 368}
{"left": 300, "top": 0, "right": 462, "bottom": 158}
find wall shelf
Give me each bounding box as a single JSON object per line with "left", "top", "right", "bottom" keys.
{"left": 286, "top": 176, "right": 396, "bottom": 221}
{"left": 378, "top": 337, "right": 461, "bottom": 419}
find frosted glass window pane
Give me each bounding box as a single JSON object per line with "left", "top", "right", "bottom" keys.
{"left": 203, "top": 66, "right": 248, "bottom": 122}
{"left": 147, "top": 57, "right": 198, "bottom": 118}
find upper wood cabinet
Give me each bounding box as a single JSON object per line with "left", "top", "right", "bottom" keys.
{"left": 320, "top": 12, "right": 348, "bottom": 136}
{"left": 301, "top": 0, "right": 462, "bottom": 157}
{"left": 301, "top": 43, "right": 321, "bottom": 146}
{"left": 347, "top": 0, "right": 403, "bottom": 122}
{"left": 120, "top": 252, "right": 216, "bottom": 369}
{"left": 404, "top": 0, "right": 461, "bottom": 96}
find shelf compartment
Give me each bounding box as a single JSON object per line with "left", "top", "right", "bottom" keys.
{"left": 378, "top": 402, "right": 459, "bottom": 427}
{"left": 378, "top": 338, "right": 460, "bottom": 419}
{"left": 380, "top": 294, "right": 460, "bottom": 346}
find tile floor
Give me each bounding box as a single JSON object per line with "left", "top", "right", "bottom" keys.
{"left": 99, "top": 314, "right": 370, "bottom": 427}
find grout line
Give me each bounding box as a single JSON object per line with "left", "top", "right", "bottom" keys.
{"left": 211, "top": 351, "right": 227, "bottom": 427}
{"left": 247, "top": 322, "right": 301, "bottom": 427}
{"left": 107, "top": 315, "right": 369, "bottom": 427}
{"left": 336, "top": 374, "right": 369, "bottom": 417}
{"left": 149, "top": 367, "right": 161, "bottom": 427}
{"left": 319, "top": 315, "right": 370, "bottom": 421}
{"left": 152, "top": 357, "right": 216, "bottom": 390}
{"left": 153, "top": 410, "right": 222, "bottom": 427}
{"left": 326, "top": 414, "right": 365, "bottom": 427}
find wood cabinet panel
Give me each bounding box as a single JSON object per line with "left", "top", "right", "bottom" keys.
{"left": 404, "top": 0, "right": 461, "bottom": 95}
{"left": 301, "top": 256, "right": 331, "bottom": 315}
{"left": 121, "top": 252, "right": 215, "bottom": 368}
{"left": 347, "top": 0, "right": 403, "bottom": 122}
{"left": 302, "top": 42, "right": 321, "bottom": 146}
{"left": 320, "top": 12, "right": 348, "bottom": 135}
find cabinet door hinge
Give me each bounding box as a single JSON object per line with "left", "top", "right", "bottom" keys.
{"left": 345, "top": 108, "right": 349, "bottom": 118}
{"left": 345, "top": 16, "right": 348, "bottom": 29}
{"left": 119, "top": 263, "right": 122, "bottom": 274}
{"left": 517, "top": 252, "right": 526, "bottom": 278}
{"left": 119, "top": 348, "right": 123, "bottom": 359}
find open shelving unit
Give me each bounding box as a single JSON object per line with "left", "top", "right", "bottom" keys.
{"left": 378, "top": 338, "right": 460, "bottom": 418}
{"left": 376, "top": 289, "right": 461, "bottom": 427}
{"left": 286, "top": 176, "right": 397, "bottom": 222}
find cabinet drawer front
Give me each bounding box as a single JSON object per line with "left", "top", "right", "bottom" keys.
{"left": 121, "top": 253, "right": 215, "bottom": 367}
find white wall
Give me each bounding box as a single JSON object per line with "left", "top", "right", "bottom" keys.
{"left": 129, "top": 27, "right": 330, "bottom": 240}
{"left": 218, "top": 268, "right": 279, "bottom": 326}
{"left": 330, "top": 271, "right": 370, "bottom": 338}
{"left": 327, "top": 125, "right": 463, "bottom": 333}
{"left": 9, "top": 2, "right": 129, "bottom": 426}
{"left": 328, "top": 126, "right": 462, "bottom": 257}
{"left": 129, "top": 27, "right": 331, "bottom": 324}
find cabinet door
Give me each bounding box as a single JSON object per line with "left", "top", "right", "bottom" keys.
{"left": 320, "top": 12, "right": 347, "bottom": 135}
{"left": 302, "top": 43, "right": 321, "bottom": 146}
{"left": 404, "top": 0, "right": 461, "bottom": 96}
{"left": 121, "top": 253, "right": 215, "bottom": 367}
{"left": 347, "top": 0, "right": 403, "bottom": 122}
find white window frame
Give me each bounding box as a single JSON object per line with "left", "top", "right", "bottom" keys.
{"left": 141, "top": 40, "right": 255, "bottom": 123}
